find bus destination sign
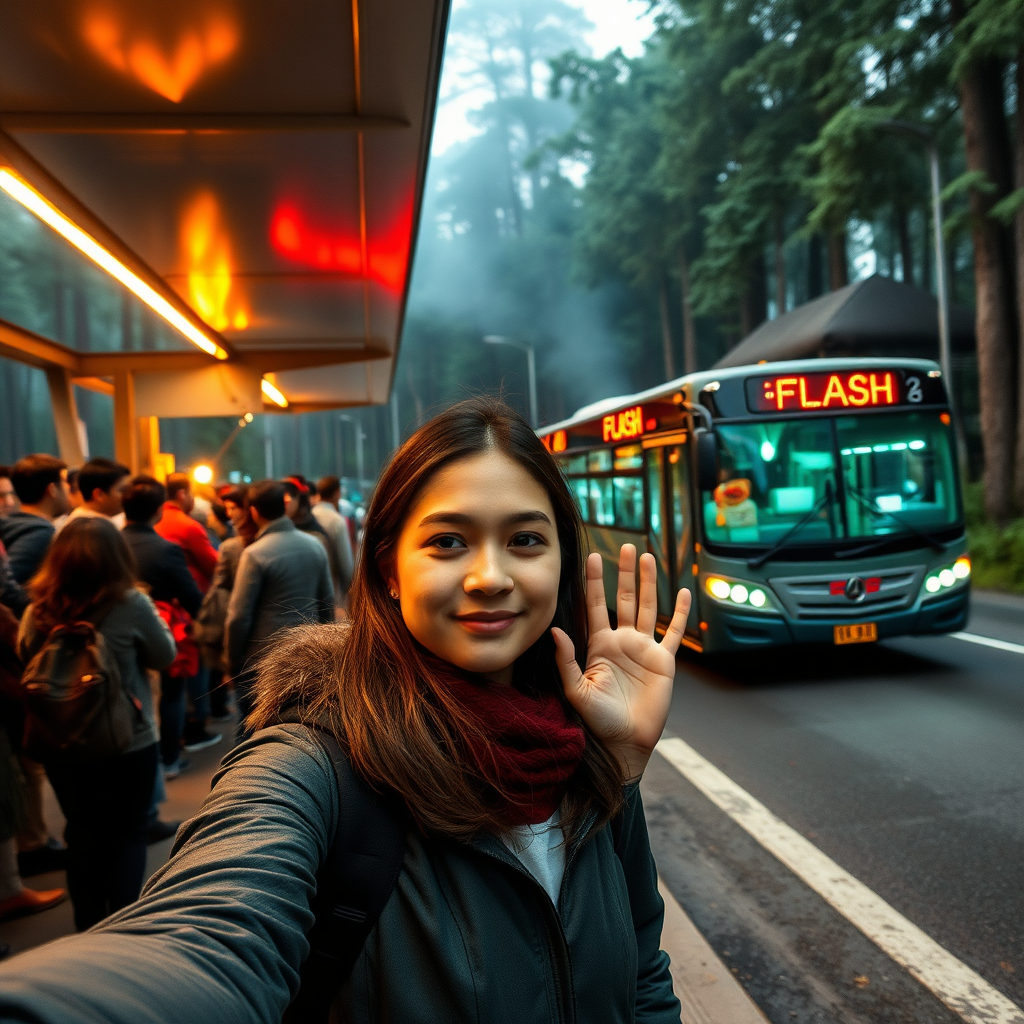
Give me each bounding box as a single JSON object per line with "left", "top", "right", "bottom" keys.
{"left": 743, "top": 369, "right": 933, "bottom": 414}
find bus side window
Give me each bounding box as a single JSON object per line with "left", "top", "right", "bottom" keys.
{"left": 644, "top": 448, "right": 673, "bottom": 613}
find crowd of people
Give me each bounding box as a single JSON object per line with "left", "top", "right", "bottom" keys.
{"left": 0, "top": 456, "right": 357, "bottom": 945}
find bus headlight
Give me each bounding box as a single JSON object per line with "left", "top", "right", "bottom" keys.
{"left": 922, "top": 557, "right": 970, "bottom": 599}
{"left": 705, "top": 575, "right": 777, "bottom": 613}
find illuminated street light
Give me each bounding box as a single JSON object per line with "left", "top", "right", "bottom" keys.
{"left": 484, "top": 335, "right": 537, "bottom": 428}
{"left": 192, "top": 464, "right": 214, "bottom": 485}
{"left": 0, "top": 169, "right": 228, "bottom": 360}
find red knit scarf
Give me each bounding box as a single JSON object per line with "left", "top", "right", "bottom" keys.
{"left": 438, "top": 669, "right": 586, "bottom": 827}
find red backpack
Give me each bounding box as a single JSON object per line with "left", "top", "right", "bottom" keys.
{"left": 154, "top": 599, "right": 200, "bottom": 679}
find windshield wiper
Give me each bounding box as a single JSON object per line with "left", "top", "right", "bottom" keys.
{"left": 841, "top": 483, "right": 948, "bottom": 554}
{"left": 747, "top": 480, "right": 835, "bottom": 570}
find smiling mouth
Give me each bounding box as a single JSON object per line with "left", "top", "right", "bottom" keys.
{"left": 455, "top": 611, "right": 522, "bottom": 634}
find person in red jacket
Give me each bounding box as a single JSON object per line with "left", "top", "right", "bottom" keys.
{"left": 153, "top": 474, "right": 221, "bottom": 772}
{"left": 154, "top": 474, "right": 218, "bottom": 593}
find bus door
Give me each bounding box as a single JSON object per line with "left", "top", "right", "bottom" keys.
{"left": 666, "top": 442, "right": 699, "bottom": 641}
{"left": 644, "top": 447, "right": 674, "bottom": 618}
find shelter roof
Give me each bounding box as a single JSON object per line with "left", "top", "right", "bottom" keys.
{"left": 0, "top": 0, "right": 450, "bottom": 411}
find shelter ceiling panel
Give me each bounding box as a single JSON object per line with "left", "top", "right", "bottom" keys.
{"left": 361, "top": 0, "right": 444, "bottom": 119}
{"left": 363, "top": 129, "right": 419, "bottom": 319}
{"left": 274, "top": 361, "right": 377, "bottom": 406}
{"left": 10, "top": 131, "right": 362, "bottom": 276}
{"left": 0, "top": 0, "right": 358, "bottom": 111}
{"left": 201, "top": 277, "right": 371, "bottom": 345}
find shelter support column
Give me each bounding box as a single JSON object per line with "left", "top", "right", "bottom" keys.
{"left": 113, "top": 370, "right": 138, "bottom": 472}
{"left": 44, "top": 366, "right": 85, "bottom": 467}
{"left": 137, "top": 416, "right": 160, "bottom": 477}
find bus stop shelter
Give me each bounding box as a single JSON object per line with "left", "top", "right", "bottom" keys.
{"left": 0, "top": 0, "right": 449, "bottom": 472}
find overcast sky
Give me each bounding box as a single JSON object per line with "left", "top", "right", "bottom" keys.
{"left": 431, "top": 0, "right": 657, "bottom": 154}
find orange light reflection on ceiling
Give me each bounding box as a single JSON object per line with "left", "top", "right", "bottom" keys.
{"left": 270, "top": 194, "right": 414, "bottom": 295}
{"left": 82, "top": 6, "right": 238, "bottom": 103}
{"left": 181, "top": 192, "right": 249, "bottom": 332}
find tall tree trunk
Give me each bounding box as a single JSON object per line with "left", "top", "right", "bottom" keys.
{"left": 1014, "top": 54, "right": 1024, "bottom": 511}
{"left": 807, "top": 234, "right": 824, "bottom": 299}
{"left": 658, "top": 274, "right": 676, "bottom": 381}
{"left": 827, "top": 230, "right": 848, "bottom": 290}
{"left": 774, "top": 210, "right": 786, "bottom": 316}
{"left": 959, "top": 56, "right": 1018, "bottom": 522}
{"left": 740, "top": 251, "right": 767, "bottom": 337}
{"left": 896, "top": 204, "right": 914, "bottom": 284}
{"left": 679, "top": 251, "right": 697, "bottom": 374}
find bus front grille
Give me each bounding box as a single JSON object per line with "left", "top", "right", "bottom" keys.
{"left": 769, "top": 566, "right": 926, "bottom": 620}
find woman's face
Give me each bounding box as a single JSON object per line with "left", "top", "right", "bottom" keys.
{"left": 391, "top": 450, "right": 562, "bottom": 686}
{"left": 224, "top": 500, "right": 247, "bottom": 528}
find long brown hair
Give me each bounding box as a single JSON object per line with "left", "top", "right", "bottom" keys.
{"left": 30, "top": 517, "right": 137, "bottom": 633}
{"left": 251, "top": 397, "right": 624, "bottom": 843}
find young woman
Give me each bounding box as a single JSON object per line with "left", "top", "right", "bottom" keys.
{"left": 17, "top": 517, "right": 176, "bottom": 931}
{"left": 0, "top": 398, "right": 690, "bottom": 1023}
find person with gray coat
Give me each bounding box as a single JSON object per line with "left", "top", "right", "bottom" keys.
{"left": 224, "top": 480, "right": 333, "bottom": 737}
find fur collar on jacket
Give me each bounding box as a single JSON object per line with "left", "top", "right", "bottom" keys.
{"left": 247, "top": 622, "right": 350, "bottom": 734}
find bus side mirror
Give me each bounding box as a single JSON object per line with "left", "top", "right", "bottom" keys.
{"left": 695, "top": 428, "right": 719, "bottom": 492}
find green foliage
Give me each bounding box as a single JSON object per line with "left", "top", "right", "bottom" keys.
{"left": 963, "top": 482, "right": 1024, "bottom": 592}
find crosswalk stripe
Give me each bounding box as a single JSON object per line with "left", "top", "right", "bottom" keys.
{"left": 655, "top": 736, "right": 1024, "bottom": 1024}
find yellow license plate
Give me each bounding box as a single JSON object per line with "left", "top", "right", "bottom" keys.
{"left": 834, "top": 622, "right": 877, "bottom": 645}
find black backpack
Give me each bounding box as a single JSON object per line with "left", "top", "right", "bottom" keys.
{"left": 287, "top": 724, "right": 628, "bottom": 1024}
{"left": 19, "top": 610, "right": 142, "bottom": 764}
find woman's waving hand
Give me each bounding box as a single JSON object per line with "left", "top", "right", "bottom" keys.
{"left": 552, "top": 544, "right": 691, "bottom": 780}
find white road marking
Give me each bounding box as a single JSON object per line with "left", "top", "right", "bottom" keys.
{"left": 656, "top": 736, "right": 1024, "bottom": 1024}
{"left": 949, "top": 632, "right": 1024, "bottom": 656}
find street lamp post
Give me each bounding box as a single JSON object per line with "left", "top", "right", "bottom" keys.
{"left": 484, "top": 335, "right": 538, "bottom": 428}
{"left": 878, "top": 120, "right": 952, "bottom": 391}
{"left": 338, "top": 414, "right": 366, "bottom": 493}
{"left": 878, "top": 119, "right": 966, "bottom": 472}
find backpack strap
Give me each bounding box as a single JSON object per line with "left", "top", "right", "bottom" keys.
{"left": 283, "top": 723, "right": 407, "bottom": 1024}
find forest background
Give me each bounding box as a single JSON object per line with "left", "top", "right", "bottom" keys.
{"left": 2, "top": 0, "right": 1024, "bottom": 585}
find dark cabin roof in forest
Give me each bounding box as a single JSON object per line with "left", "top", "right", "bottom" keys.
{"left": 714, "top": 275, "right": 976, "bottom": 369}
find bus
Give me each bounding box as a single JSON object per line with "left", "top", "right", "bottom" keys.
{"left": 540, "top": 357, "right": 969, "bottom": 653}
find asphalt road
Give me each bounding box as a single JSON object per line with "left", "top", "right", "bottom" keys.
{"left": 645, "top": 588, "right": 1024, "bottom": 1024}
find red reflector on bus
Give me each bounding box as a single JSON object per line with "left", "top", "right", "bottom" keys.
{"left": 829, "top": 581, "right": 845, "bottom": 595}
{"left": 866, "top": 577, "right": 881, "bottom": 593}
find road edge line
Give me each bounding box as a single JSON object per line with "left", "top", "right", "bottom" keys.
{"left": 655, "top": 737, "right": 1024, "bottom": 1024}
{"left": 949, "top": 631, "right": 1024, "bottom": 656}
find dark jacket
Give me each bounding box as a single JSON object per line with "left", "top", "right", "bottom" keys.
{"left": 0, "top": 626, "right": 680, "bottom": 1024}
{"left": 0, "top": 723, "right": 678, "bottom": 1024}
{"left": 122, "top": 523, "right": 204, "bottom": 618}
{"left": 0, "top": 512, "right": 55, "bottom": 615}
{"left": 224, "top": 517, "right": 333, "bottom": 674}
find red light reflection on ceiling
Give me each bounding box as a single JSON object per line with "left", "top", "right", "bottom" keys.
{"left": 270, "top": 195, "right": 414, "bottom": 295}
{"left": 82, "top": 6, "right": 238, "bottom": 102}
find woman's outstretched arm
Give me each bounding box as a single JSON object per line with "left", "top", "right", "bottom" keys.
{"left": 0, "top": 725, "right": 337, "bottom": 1024}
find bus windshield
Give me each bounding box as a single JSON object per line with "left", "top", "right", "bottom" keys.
{"left": 702, "top": 411, "right": 960, "bottom": 550}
